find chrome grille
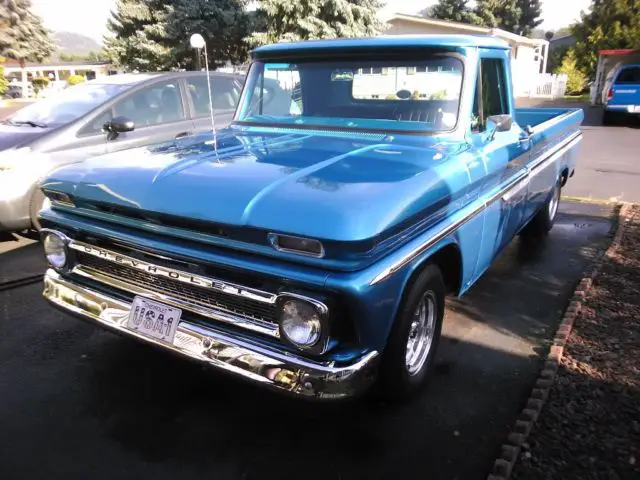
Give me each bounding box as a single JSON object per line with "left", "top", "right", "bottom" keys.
{"left": 75, "top": 252, "right": 279, "bottom": 325}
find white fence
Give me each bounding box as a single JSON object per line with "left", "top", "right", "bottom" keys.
{"left": 514, "top": 73, "right": 568, "bottom": 99}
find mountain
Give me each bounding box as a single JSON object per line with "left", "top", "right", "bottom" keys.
{"left": 53, "top": 31, "right": 102, "bottom": 56}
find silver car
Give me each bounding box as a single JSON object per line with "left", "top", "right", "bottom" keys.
{"left": 0, "top": 71, "right": 245, "bottom": 233}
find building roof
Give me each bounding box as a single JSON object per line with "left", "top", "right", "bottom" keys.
{"left": 383, "top": 13, "right": 546, "bottom": 48}
{"left": 4, "top": 60, "right": 111, "bottom": 68}
{"left": 253, "top": 34, "right": 512, "bottom": 57}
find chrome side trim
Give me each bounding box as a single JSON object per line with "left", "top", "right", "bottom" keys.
{"left": 529, "top": 131, "right": 582, "bottom": 174}
{"left": 43, "top": 270, "right": 379, "bottom": 400}
{"left": 369, "top": 131, "right": 582, "bottom": 286}
{"left": 529, "top": 132, "right": 582, "bottom": 180}
{"left": 69, "top": 240, "right": 277, "bottom": 305}
{"left": 501, "top": 174, "right": 530, "bottom": 203}
{"left": 71, "top": 265, "right": 281, "bottom": 338}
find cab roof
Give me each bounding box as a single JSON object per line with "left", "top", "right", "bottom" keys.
{"left": 252, "top": 34, "right": 511, "bottom": 58}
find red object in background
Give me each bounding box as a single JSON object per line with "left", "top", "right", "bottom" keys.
{"left": 599, "top": 49, "right": 639, "bottom": 56}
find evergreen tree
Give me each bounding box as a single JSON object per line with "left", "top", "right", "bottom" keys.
{"left": 517, "top": 0, "right": 543, "bottom": 36}
{"left": 572, "top": 0, "right": 640, "bottom": 76}
{"left": 473, "top": 0, "right": 542, "bottom": 35}
{"left": 103, "top": 0, "right": 173, "bottom": 71}
{"left": 104, "top": 0, "right": 251, "bottom": 71}
{"left": 554, "top": 48, "right": 587, "bottom": 94}
{"left": 164, "top": 0, "right": 251, "bottom": 69}
{"left": 248, "top": 0, "right": 385, "bottom": 47}
{"left": 0, "top": 0, "right": 55, "bottom": 66}
{"left": 425, "top": 0, "right": 481, "bottom": 25}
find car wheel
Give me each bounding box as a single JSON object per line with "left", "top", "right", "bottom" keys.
{"left": 376, "top": 263, "right": 445, "bottom": 402}
{"left": 520, "top": 177, "right": 561, "bottom": 240}
{"left": 28, "top": 188, "right": 48, "bottom": 232}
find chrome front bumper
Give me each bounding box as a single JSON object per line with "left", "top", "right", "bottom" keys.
{"left": 43, "top": 269, "right": 379, "bottom": 400}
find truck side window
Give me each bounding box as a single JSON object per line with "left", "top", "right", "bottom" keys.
{"left": 472, "top": 58, "right": 509, "bottom": 132}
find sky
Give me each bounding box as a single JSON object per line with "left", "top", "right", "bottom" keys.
{"left": 32, "top": 0, "right": 592, "bottom": 44}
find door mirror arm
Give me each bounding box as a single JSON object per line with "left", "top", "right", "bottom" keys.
{"left": 485, "top": 114, "right": 513, "bottom": 142}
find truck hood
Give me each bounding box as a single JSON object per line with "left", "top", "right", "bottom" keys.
{"left": 42, "top": 129, "right": 467, "bottom": 243}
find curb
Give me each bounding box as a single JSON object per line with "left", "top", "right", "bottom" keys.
{"left": 486, "top": 202, "right": 633, "bottom": 480}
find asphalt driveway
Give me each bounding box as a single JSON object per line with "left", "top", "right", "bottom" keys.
{"left": 0, "top": 200, "right": 614, "bottom": 480}
{"left": 517, "top": 99, "right": 640, "bottom": 203}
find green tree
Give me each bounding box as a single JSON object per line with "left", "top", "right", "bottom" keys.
{"left": 424, "top": 0, "right": 481, "bottom": 25}
{"left": 248, "top": 0, "right": 385, "bottom": 47}
{"left": 163, "top": 0, "right": 252, "bottom": 69}
{"left": 0, "top": 56, "right": 7, "bottom": 95}
{"left": 517, "top": 0, "right": 543, "bottom": 36}
{"left": 472, "top": 0, "right": 542, "bottom": 35}
{"left": 103, "top": 0, "right": 173, "bottom": 71}
{"left": 572, "top": 0, "right": 640, "bottom": 77}
{"left": 555, "top": 48, "right": 587, "bottom": 94}
{"left": 0, "top": 0, "right": 55, "bottom": 66}
{"left": 104, "top": 0, "right": 251, "bottom": 71}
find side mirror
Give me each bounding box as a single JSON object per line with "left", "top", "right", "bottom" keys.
{"left": 485, "top": 114, "right": 512, "bottom": 141}
{"left": 105, "top": 115, "right": 135, "bottom": 133}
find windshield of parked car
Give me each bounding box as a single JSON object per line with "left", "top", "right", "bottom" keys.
{"left": 4, "top": 82, "right": 131, "bottom": 128}
{"left": 234, "top": 55, "right": 464, "bottom": 133}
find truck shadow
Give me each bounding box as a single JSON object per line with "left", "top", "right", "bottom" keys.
{"left": 72, "top": 201, "right": 615, "bottom": 480}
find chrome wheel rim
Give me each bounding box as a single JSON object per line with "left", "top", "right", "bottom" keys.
{"left": 548, "top": 183, "right": 560, "bottom": 221}
{"left": 405, "top": 291, "right": 436, "bottom": 376}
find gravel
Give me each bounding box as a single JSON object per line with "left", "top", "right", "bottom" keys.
{"left": 512, "top": 205, "right": 640, "bottom": 480}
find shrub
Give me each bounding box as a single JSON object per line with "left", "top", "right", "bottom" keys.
{"left": 554, "top": 48, "right": 587, "bottom": 95}
{"left": 67, "top": 74, "right": 86, "bottom": 86}
{"left": 0, "top": 57, "right": 7, "bottom": 96}
{"left": 31, "top": 77, "right": 50, "bottom": 96}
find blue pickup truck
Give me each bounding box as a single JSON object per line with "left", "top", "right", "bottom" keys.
{"left": 37, "top": 35, "right": 583, "bottom": 401}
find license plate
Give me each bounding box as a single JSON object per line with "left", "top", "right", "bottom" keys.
{"left": 629, "top": 105, "right": 640, "bottom": 113}
{"left": 126, "top": 296, "right": 182, "bottom": 344}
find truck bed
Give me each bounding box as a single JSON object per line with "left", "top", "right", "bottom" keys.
{"left": 515, "top": 107, "right": 583, "bottom": 130}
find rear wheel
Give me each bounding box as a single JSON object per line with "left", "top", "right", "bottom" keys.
{"left": 520, "top": 177, "right": 561, "bottom": 240}
{"left": 376, "top": 264, "right": 445, "bottom": 402}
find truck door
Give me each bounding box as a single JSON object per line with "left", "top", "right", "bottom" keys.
{"left": 470, "top": 52, "right": 531, "bottom": 278}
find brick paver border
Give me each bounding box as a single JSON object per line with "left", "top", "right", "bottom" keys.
{"left": 486, "top": 202, "right": 633, "bottom": 480}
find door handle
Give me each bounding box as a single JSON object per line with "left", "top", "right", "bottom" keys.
{"left": 175, "top": 131, "right": 191, "bottom": 139}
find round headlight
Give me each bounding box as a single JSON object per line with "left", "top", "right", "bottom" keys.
{"left": 280, "top": 299, "right": 322, "bottom": 347}
{"left": 43, "top": 232, "right": 67, "bottom": 269}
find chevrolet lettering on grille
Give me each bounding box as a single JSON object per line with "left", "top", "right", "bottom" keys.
{"left": 69, "top": 242, "right": 276, "bottom": 304}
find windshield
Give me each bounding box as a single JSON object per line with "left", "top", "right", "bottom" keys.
{"left": 234, "top": 55, "right": 464, "bottom": 133}
{"left": 6, "top": 82, "right": 131, "bottom": 127}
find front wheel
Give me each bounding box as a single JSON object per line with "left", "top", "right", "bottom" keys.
{"left": 520, "top": 177, "right": 561, "bottom": 240}
{"left": 376, "top": 264, "right": 445, "bottom": 402}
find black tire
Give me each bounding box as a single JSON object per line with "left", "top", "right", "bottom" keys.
{"left": 520, "top": 177, "right": 561, "bottom": 240}
{"left": 375, "top": 263, "right": 445, "bottom": 402}
{"left": 28, "top": 188, "right": 46, "bottom": 232}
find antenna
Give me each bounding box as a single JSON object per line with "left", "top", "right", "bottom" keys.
{"left": 190, "top": 33, "right": 220, "bottom": 163}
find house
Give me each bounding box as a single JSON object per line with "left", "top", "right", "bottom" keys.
{"left": 3, "top": 60, "right": 120, "bottom": 97}
{"left": 380, "top": 13, "right": 550, "bottom": 97}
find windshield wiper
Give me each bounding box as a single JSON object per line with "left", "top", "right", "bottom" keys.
{"left": 2, "top": 119, "right": 48, "bottom": 128}
{"left": 13, "top": 120, "right": 48, "bottom": 128}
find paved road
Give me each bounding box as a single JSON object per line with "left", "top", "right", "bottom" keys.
{"left": 517, "top": 100, "right": 640, "bottom": 203}
{"left": 0, "top": 200, "right": 613, "bottom": 480}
